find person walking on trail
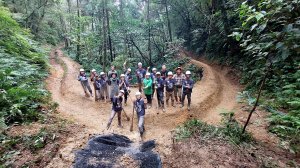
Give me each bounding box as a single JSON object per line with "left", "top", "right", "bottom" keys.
{"left": 155, "top": 72, "right": 166, "bottom": 112}
{"left": 165, "top": 72, "right": 176, "bottom": 107}
{"left": 134, "top": 91, "right": 146, "bottom": 138}
{"left": 90, "top": 69, "right": 98, "bottom": 101}
{"left": 173, "top": 67, "right": 186, "bottom": 104}
{"left": 161, "top": 64, "right": 168, "bottom": 81}
{"left": 150, "top": 68, "right": 157, "bottom": 96}
{"left": 125, "top": 68, "right": 133, "bottom": 84}
{"left": 119, "top": 74, "right": 130, "bottom": 106}
{"left": 136, "top": 62, "right": 146, "bottom": 92}
{"left": 109, "top": 72, "right": 120, "bottom": 102}
{"left": 78, "top": 69, "right": 93, "bottom": 97}
{"left": 108, "top": 65, "right": 118, "bottom": 78}
{"left": 99, "top": 72, "right": 109, "bottom": 101}
{"left": 143, "top": 73, "right": 153, "bottom": 109}
{"left": 94, "top": 75, "right": 102, "bottom": 101}
{"left": 181, "top": 71, "right": 194, "bottom": 111}
{"left": 106, "top": 90, "right": 125, "bottom": 129}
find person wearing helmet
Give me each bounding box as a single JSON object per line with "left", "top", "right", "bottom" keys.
{"left": 90, "top": 69, "right": 98, "bottom": 101}
{"left": 165, "top": 71, "right": 176, "bottom": 107}
{"left": 173, "top": 67, "right": 186, "bottom": 103}
{"left": 161, "top": 64, "right": 168, "bottom": 81}
{"left": 106, "top": 90, "right": 125, "bottom": 129}
{"left": 125, "top": 68, "right": 133, "bottom": 84}
{"left": 155, "top": 72, "right": 166, "bottom": 112}
{"left": 119, "top": 74, "right": 130, "bottom": 105}
{"left": 134, "top": 91, "right": 146, "bottom": 138}
{"left": 143, "top": 72, "right": 153, "bottom": 109}
{"left": 78, "top": 69, "right": 93, "bottom": 97}
{"left": 99, "top": 72, "right": 109, "bottom": 101}
{"left": 181, "top": 71, "right": 194, "bottom": 111}
{"left": 150, "top": 68, "right": 157, "bottom": 96}
{"left": 136, "top": 62, "right": 146, "bottom": 92}
{"left": 109, "top": 72, "right": 120, "bottom": 102}
{"left": 108, "top": 65, "right": 118, "bottom": 78}
{"left": 94, "top": 75, "right": 102, "bottom": 101}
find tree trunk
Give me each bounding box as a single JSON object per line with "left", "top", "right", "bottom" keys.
{"left": 165, "top": 0, "right": 172, "bottom": 42}
{"left": 106, "top": 8, "right": 113, "bottom": 62}
{"left": 76, "top": 0, "right": 81, "bottom": 62}
{"left": 147, "top": 0, "right": 152, "bottom": 65}
{"left": 102, "top": 0, "right": 107, "bottom": 72}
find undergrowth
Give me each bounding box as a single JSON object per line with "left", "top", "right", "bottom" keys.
{"left": 174, "top": 112, "right": 252, "bottom": 146}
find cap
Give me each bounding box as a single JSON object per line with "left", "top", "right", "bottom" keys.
{"left": 100, "top": 72, "right": 105, "bottom": 75}
{"left": 186, "top": 71, "right": 191, "bottom": 75}
{"left": 80, "top": 69, "right": 84, "bottom": 72}
{"left": 168, "top": 71, "right": 173, "bottom": 76}
{"left": 119, "top": 90, "right": 125, "bottom": 94}
{"left": 146, "top": 72, "right": 151, "bottom": 76}
{"left": 176, "top": 67, "right": 182, "bottom": 71}
{"left": 120, "top": 74, "right": 125, "bottom": 77}
{"left": 92, "top": 69, "right": 96, "bottom": 72}
{"left": 135, "top": 92, "right": 141, "bottom": 96}
{"left": 138, "top": 62, "right": 142, "bottom": 66}
{"left": 152, "top": 68, "right": 157, "bottom": 71}
{"left": 127, "top": 68, "right": 131, "bottom": 72}
{"left": 156, "top": 72, "right": 161, "bottom": 75}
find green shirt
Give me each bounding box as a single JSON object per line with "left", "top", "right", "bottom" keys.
{"left": 143, "top": 78, "right": 153, "bottom": 95}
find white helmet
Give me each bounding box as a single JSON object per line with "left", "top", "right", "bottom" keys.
{"left": 91, "top": 69, "right": 96, "bottom": 72}
{"left": 135, "top": 92, "right": 141, "bottom": 96}
{"left": 100, "top": 72, "right": 105, "bottom": 75}
{"left": 156, "top": 72, "right": 161, "bottom": 75}
{"left": 119, "top": 90, "right": 125, "bottom": 94}
{"left": 127, "top": 68, "right": 131, "bottom": 72}
{"left": 152, "top": 68, "right": 157, "bottom": 71}
{"left": 186, "top": 71, "right": 191, "bottom": 75}
{"left": 120, "top": 74, "right": 125, "bottom": 77}
{"left": 138, "top": 62, "right": 142, "bottom": 66}
{"left": 80, "top": 69, "right": 84, "bottom": 72}
{"left": 146, "top": 72, "right": 151, "bottom": 76}
{"left": 167, "top": 71, "right": 173, "bottom": 76}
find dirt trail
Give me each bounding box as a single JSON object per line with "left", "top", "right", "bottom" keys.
{"left": 46, "top": 46, "right": 240, "bottom": 167}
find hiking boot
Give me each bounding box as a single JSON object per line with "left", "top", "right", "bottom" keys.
{"left": 188, "top": 106, "right": 191, "bottom": 111}
{"left": 162, "top": 108, "right": 166, "bottom": 112}
{"left": 180, "top": 105, "right": 184, "bottom": 108}
{"left": 118, "top": 125, "right": 123, "bottom": 128}
{"left": 148, "top": 105, "right": 152, "bottom": 109}
{"left": 124, "top": 102, "right": 127, "bottom": 106}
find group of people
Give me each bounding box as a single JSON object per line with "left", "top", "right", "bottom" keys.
{"left": 77, "top": 62, "right": 194, "bottom": 138}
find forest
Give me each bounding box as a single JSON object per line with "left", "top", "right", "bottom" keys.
{"left": 0, "top": 0, "right": 299, "bottom": 167}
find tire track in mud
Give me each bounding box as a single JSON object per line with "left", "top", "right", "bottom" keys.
{"left": 46, "top": 46, "right": 239, "bottom": 167}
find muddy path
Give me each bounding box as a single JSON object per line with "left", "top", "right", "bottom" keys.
{"left": 46, "top": 46, "right": 240, "bottom": 167}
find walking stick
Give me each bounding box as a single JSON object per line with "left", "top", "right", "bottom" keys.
{"left": 122, "top": 109, "right": 130, "bottom": 121}
{"left": 130, "top": 105, "right": 134, "bottom": 132}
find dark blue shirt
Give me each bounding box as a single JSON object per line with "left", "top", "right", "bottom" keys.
{"left": 100, "top": 77, "right": 108, "bottom": 87}
{"left": 165, "top": 78, "right": 176, "bottom": 92}
{"left": 136, "top": 68, "right": 146, "bottom": 83}
{"left": 95, "top": 79, "right": 101, "bottom": 90}
{"left": 120, "top": 80, "right": 129, "bottom": 91}
{"left": 155, "top": 77, "right": 165, "bottom": 92}
{"left": 182, "top": 78, "right": 194, "bottom": 93}
{"left": 135, "top": 98, "right": 145, "bottom": 116}
{"left": 112, "top": 96, "right": 123, "bottom": 112}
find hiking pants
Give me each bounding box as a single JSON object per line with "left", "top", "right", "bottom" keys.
{"left": 81, "top": 80, "right": 92, "bottom": 95}
{"left": 145, "top": 94, "right": 152, "bottom": 106}
{"left": 182, "top": 92, "right": 191, "bottom": 107}
{"left": 138, "top": 82, "right": 142, "bottom": 92}
{"left": 156, "top": 90, "right": 164, "bottom": 108}
{"left": 100, "top": 86, "right": 109, "bottom": 100}
{"left": 124, "top": 91, "right": 129, "bottom": 104}
{"left": 107, "top": 110, "right": 122, "bottom": 127}
{"left": 166, "top": 91, "right": 174, "bottom": 106}
{"left": 95, "top": 89, "right": 101, "bottom": 100}
{"left": 138, "top": 115, "right": 145, "bottom": 136}
{"left": 174, "top": 86, "right": 183, "bottom": 102}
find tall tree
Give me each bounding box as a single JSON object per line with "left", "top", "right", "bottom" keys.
{"left": 76, "top": 0, "right": 81, "bottom": 62}
{"left": 102, "top": 0, "right": 107, "bottom": 71}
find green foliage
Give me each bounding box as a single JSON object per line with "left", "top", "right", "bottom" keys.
{"left": 0, "top": 7, "right": 49, "bottom": 129}
{"left": 175, "top": 112, "right": 252, "bottom": 145}
{"left": 230, "top": 0, "right": 300, "bottom": 143}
